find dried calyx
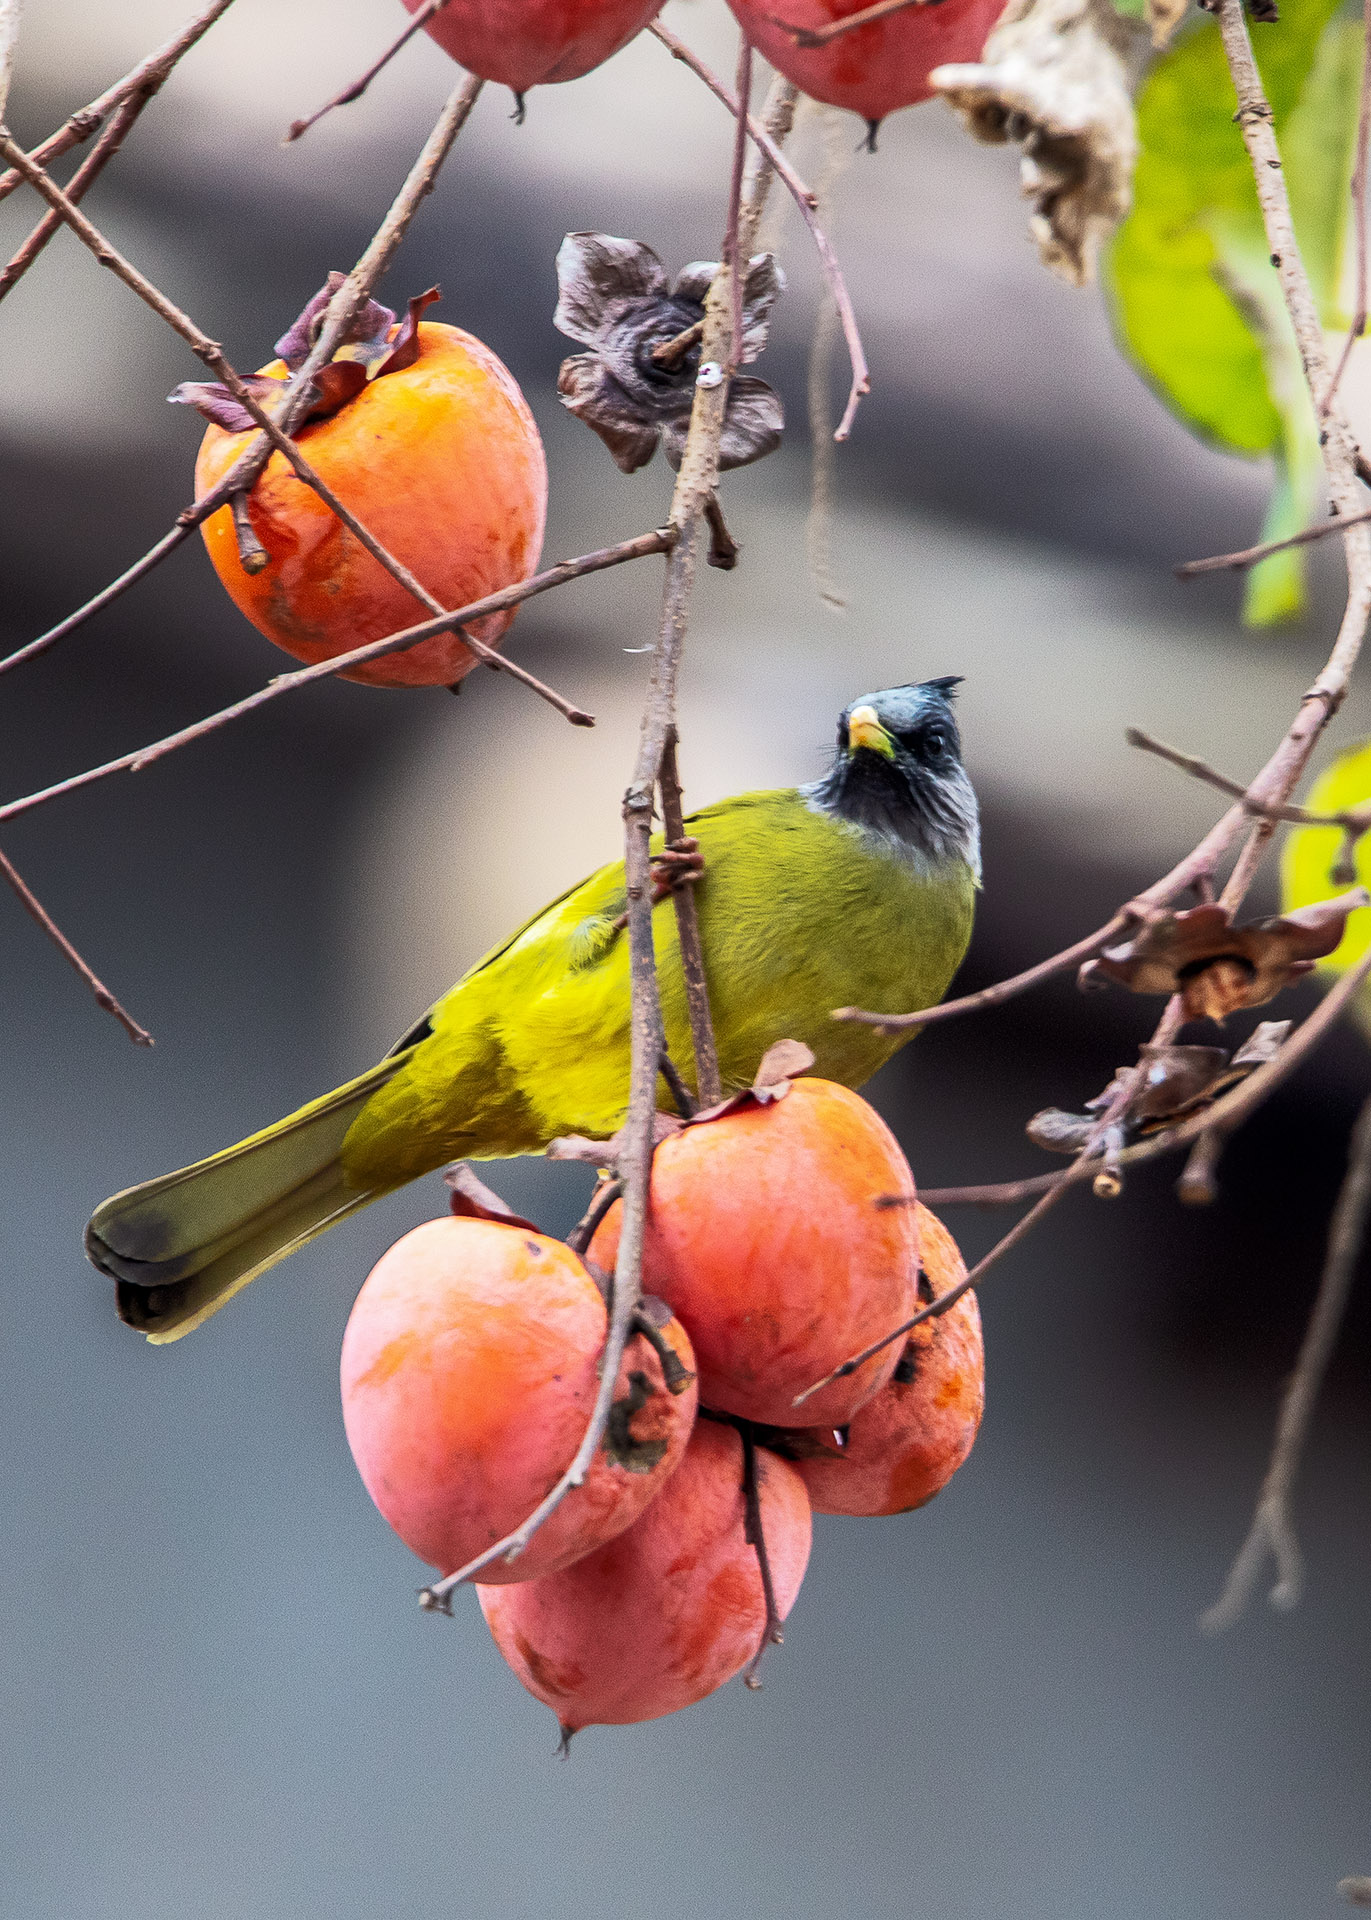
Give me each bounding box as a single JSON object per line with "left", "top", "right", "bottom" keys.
{"left": 169, "top": 273, "right": 442, "bottom": 432}
{"left": 1078, "top": 890, "right": 1369, "bottom": 1022}
{"left": 553, "top": 232, "right": 785, "bottom": 474}
{"left": 1027, "top": 1020, "right": 1291, "bottom": 1154}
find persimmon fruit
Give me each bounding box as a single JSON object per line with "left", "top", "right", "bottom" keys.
{"left": 405, "top": 0, "right": 664, "bottom": 95}
{"left": 480, "top": 1419, "right": 812, "bottom": 1735}
{"left": 588, "top": 1077, "right": 919, "bottom": 1429}
{"left": 723, "top": 0, "right": 1005, "bottom": 129}
{"left": 778, "top": 1205, "right": 984, "bottom": 1516}
{"left": 194, "top": 320, "right": 547, "bottom": 689}
{"left": 340, "top": 1217, "right": 697, "bottom": 1583}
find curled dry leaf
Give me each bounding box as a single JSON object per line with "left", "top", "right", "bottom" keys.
{"left": 688, "top": 1037, "right": 818, "bottom": 1125}
{"left": 1079, "top": 892, "right": 1369, "bottom": 1022}
{"left": 443, "top": 1162, "right": 541, "bottom": 1233}
{"left": 1026, "top": 1021, "right": 1293, "bottom": 1156}
{"left": 931, "top": 0, "right": 1139, "bottom": 286}
{"left": 169, "top": 277, "right": 443, "bottom": 432}
{"left": 553, "top": 233, "right": 785, "bottom": 474}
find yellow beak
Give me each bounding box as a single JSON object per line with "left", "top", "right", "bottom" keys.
{"left": 847, "top": 705, "right": 895, "bottom": 760}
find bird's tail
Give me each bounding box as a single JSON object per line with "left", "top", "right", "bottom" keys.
{"left": 85, "top": 1054, "right": 410, "bottom": 1345}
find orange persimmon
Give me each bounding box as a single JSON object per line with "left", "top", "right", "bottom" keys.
{"left": 193, "top": 319, "right": 546, "bottom": 689}
{"left": 406, "top": 0, "right": 664, "bottom": 94}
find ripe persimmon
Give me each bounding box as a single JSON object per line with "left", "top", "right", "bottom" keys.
{"left": 480, "top": 1419, "right": 811, "bottom": 1736}
{"left": 723, "top": 0, "right": 1004, "bottom": 129}
{"left": 588, "top": 1078, "right": 918, "bottom": 1428}
{"left": 405, "top": 0, "right": 664, "bottom": 95}
{"left": 777, "top": 1205, "right": 984, "bottom": 1516}
{"left": 191, "top": 292, "right": 546, "bottom": 689}
{"left": 340, "top": 1217, "right": 697, "bottom": 1582}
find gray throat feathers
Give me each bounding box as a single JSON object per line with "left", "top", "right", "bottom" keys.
{"left": 799, "top": 766, "right": 982, "bottom": 885}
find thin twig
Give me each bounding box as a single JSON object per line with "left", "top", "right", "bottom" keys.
{"left": 1201, "top": 1093, "right": 1371, "bottom": 1632}
{"left": 0, "top": 85, "right": 153, "bottom": 304}
{"left": 1176, "top": 504, "right": 1371, "bottom": 579}
{"left": 769, "top": 0, "right": 934, "bottom": 47}
{"left": 0, "top": 75, "right": 483, "bottom": 676}
{"left": 792, "top": 1182, "right": 1071, "bottom": 1407}
{"left": 650, "top": 24, "right": 870, "bottom": 438}
{"left": 0, "top": 0, "right": 235, "bottom": 204}
{"left": 725, "top": 35, "right": 752, "bottom": 377}
{"left": 1127, "top": 725, "right": 1371, "bottom": 833}
{"left": 916, "top": 1171, "right": 1067, "bottom": 1207}
{"left": 284, "top": 0, "right": 449, "bottom": 143}
{"left": 834, "top": 912, "right": 1136, "bottom": 1032}
{"left": 650, "top": 317, "right": 704, "bottom": 369}
{"left": 659, "top": 730, "right": 722, "bottom": 1107}
{"left": 0, "top": 845, "right": 152, "bottom": 1045}
{"left": 0, "top": 532, "right": 685, "bottom": 828}
{"left": 565, "top": 1178, "right": 624, "bottom": 1259}
{"left": 740, "top": 1424, "right": 785, "bottom": 1687}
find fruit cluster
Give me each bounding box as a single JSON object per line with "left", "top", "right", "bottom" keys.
{"left": 341, "top": 1067, "right": 985, "bottom": 1745}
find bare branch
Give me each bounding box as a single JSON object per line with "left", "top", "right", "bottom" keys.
{"left": 1, "top": 83, "right": 165, "bottom": 306}
{"left": 284, "top": 0, "right": 450, "bottom": 143}
{"left": 1127, "top": 725, "right": 1371, "bottom": 833}
{"left": 0, "top": 0, "right": 236, "bottom": 205}
{"left": 1176, "top": 504, "right": 1371, "bottom": 579}
{"left": 659, "top": 731, "right": 723, "bottom": 1108}
{"left": 649, "top": 22, "right": 870, "bottom": 438}
{"left": 1202, "top": 1094, "right": 1371, "bottom": 1633}
{"left": 769, "top": 0, "right": 932, "bottom": 47}
{"left": 0, "top": 532, "right": 687, "bottom": 829}
{"left": 0, "top": 845, "right": 151, "bottom": 1045}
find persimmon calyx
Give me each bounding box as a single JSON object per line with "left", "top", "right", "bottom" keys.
{"left": 1027, "top": 1020, "right": 1292, "bottom": 1154}
{"left": 1078, "top": 890, "right": 1370, "bottom": 1022}
{"left": 168, "top": 276, "right": 443, "bottom": 433}
{"left": 553, "top": 232, "right": 785, "bottom": 474}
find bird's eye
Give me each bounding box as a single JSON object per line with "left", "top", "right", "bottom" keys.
{"left": 923, "top": 729, "right": 946, "bottom": 757}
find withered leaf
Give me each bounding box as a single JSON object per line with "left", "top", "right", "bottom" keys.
{"left": 444, "top": 1162, "right": 540, "bottom": 1232}
{"left": 1079, "top": 890, "right": 1368, "bottom": 1021}
{"left": 932, "top": 0, "right": 1139, "bottom": 286}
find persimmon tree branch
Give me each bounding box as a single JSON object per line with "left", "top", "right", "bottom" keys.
{"left": 649, "top": 22, "right": 870, "bottom": 438}
{"left": 285, "top": 0, "right": 450, "bottom": 143}
{"left": 0, "top": 72, "right": 483, "bottom": 678}
{"left": 417, "top": 58, "right": 794, "bottom": 1616}
{"left": 0, "top": 845, "right": 151, "bottom": 1045}
{"left": 1201, "top": 1093, "right": 1371, "bottom": 1633}
{"left": 0, "top": 531, "right": 687, "bottom": 831}
{"left": 768, "top": 0, "right": 932, "bottom": 48}
{"left": 0, "top": 0, "right": 235, "bottom": 203}
{"left": 1176, "top": 502, "right": 1371, "bottom": 578}
{"left": 0, "top": 86, "right": 154, "bottom": 303}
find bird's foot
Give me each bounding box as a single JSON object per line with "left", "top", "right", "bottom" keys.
{"left": 649, "top": 836, "right": 704, "bottom": 904}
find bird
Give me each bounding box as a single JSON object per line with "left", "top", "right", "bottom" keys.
{"left": 87, "top": 678, "right": 980, "bottom": 1344}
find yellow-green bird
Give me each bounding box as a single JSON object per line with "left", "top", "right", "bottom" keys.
{"left": 87, "top": 679, "right": 980, "bottom": 1343}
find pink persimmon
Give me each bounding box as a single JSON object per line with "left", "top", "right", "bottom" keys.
{"left": 782, "top": 1205, "right": 984, "bottom": 1516}
{"left": 480, "top": 1419, "right": 811, "bottom": 1736}
{"left": 405, "top": 0, "right": 664, "bottom": 94}
{"left": 588, "top": 1078, "right": 918, "bottom": 1428}
{"left": 340, "top": 1217, "right": 696, "bottom": 1583}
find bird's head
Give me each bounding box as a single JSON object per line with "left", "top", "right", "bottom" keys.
{"left": 803, "top": 678, "right": 980, "bottom": 879}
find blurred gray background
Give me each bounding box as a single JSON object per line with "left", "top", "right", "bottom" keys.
{"left": 2, "top": 4, "right": 1370, "bottom": 1915}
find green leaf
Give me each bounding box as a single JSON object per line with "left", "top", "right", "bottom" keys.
{"left": 1103, "top": 0, "right": 1362, "bottom": 624}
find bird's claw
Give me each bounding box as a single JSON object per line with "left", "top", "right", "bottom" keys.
{"left": 649, "top": 837, "right": 704, "bottom": 904}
